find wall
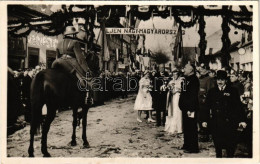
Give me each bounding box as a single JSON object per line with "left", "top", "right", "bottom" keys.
{"left": 26, "top": 30, "right": 62, "bottom": 68}
{"left": 230, "top": 42, "right": 253, "bottom": 71}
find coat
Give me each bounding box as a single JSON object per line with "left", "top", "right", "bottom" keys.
{"left": 231, "top": 80, "right": 244, "bottom": 96}
{"left": 179, "top": 74, "right": 200, "bottom": 113}
{"left": 198, "top": 74, "right": 211, "bottom": 121}
{"left": 151, "top": 73, "right": 168, "bottom": 111}
{"left": 203, "top": 85, "right": 245, "bottom": 148}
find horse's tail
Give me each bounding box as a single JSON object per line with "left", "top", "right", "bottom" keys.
{"left": 30, "top": 72, "right": 45, "bottom": 135}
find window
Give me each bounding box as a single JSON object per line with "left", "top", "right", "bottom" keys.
{"left": 46, "top": 50, "right": 56, "bottom": 68}
{"left": 28, "top": 47, "right": 39, "bottom": 68}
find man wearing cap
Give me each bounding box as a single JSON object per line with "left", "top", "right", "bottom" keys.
{"left": 202, "top": 70, "right": 246, "bottom": 158}
{"left": 179, "top": 63, "right": 200, "bottom": 153}
{"left": 52, "top": 25, "right": 93, "bottom": 104}
{"left": 198, "top": 64, "right": 211, "bottom": 142}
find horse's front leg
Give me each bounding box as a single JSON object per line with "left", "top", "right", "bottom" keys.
{"left": 82, "top": 106, "right": 90, "bottom": 148}
{"left": 71, "top": 108, "right": 77, "bottom": 146}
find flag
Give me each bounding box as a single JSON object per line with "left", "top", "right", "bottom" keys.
{"left": 135, "top": 18, "right": 141, "bottom": 28}
{"left": 136, "top": 55, "right": 140, "bottom": 62}
{"left": 103, "top": 30, "right": 110, "bottom": 61}
{"left": 173, "top": 25, "right": 183, "bottom": 60}
{"left": 143, "top": 57, "right": 150, "bottom": 67}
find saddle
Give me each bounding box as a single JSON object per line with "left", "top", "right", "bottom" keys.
{"left": 52, "top": 56, "right": 93, "bottom": 90}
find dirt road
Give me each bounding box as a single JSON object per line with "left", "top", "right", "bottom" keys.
{"left": 7, "top": 94, "right": 249, "bottom": 158}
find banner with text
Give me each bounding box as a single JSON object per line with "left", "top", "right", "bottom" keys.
{"left": 106, "top": 28, "right": 184, "bottom": 35}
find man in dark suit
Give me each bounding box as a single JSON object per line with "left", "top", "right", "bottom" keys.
{"left": 202, "top": 70, "right": 246, "bottom": 158}
{"left": 179, "top": 63, "right": 200, "bottom": 153}
{"left": 152, "top": 71, "right": 168, "bottom": 126}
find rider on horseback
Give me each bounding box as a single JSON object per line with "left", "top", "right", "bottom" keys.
{"left": 51, "top": 25, "right": 93, "bottom": 105}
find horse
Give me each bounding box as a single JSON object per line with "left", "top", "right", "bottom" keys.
{"left": 28, "top": 52, "right": 99, "bottom": 157}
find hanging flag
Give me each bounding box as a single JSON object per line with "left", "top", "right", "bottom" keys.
{"left": 195, "top": 46, "right": 199, "bottom": 64}
{"left": 98, "top": 27, "right": 110, "bottom": 62}
{"left": 169, "top": 7, "right": 173, "bottom": 20}
{"left": 139, "top": 55, "right": 144, "bottom": 65}
{"left": 173, "top": 25, "right": 183, "bottom": 60}
{"left": 143, "top": 57, "right": 150, "bottom": 67}
{"left": 125, "top": 5, "right": 131, "bottom": 17}
{"left": 116, "top": 48, "right": 119, "bottom": 61}
{"left": 103, "top": 31, "right": 110, "bottom": 61}
{"left": 136, "top": 55, "right": 140, "bottom": 62}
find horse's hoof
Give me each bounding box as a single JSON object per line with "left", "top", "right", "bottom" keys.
{"left": 43, "top": 152, "right": 51, "bottom": 157}
{"left": 28, "top": 153, "right": 34, "bottom": 157}
{"left": 71, "top": 141, "right": 77, "bottom": 146}
{"left": 82, "top": 142, "right": 90, "bottom": 149}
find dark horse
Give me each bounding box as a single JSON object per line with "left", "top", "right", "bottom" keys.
{"left": 28, "top": 53, "right": 99, "bottom": 157}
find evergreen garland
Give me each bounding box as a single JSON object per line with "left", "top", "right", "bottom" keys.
{"left": 172, "top": 7, "right": 199, "bottom": 28}
{"left": 8, "top": 5, "right": 253, "bottom": 38}
{"left": 8, "top": 9, "right": 100, "bottom": 38}
{"left": 221, "top": 6, "right": 231, "bottom": 67}
{"left": 229, "top": 18, "right": 252, "bottom": 32}
{"left": 198, "top": 14, "right": 207, "bottom": 63}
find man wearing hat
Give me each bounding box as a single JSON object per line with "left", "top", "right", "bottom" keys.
{"left": 202, "top": 70, "right": 246, "bottom": 157}
{"left": 52, "top": 25, "right": 93, "bottom": 104}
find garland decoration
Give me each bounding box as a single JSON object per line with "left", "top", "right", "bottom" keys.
{"left": 8, "top": 8, "right": 100, "bottom": 38}
{"left": 198, "top": 11, "right": 207, "bottom": 63}
{"left": 8, "top": 5, "right": 253, "bottom": 38}
{"left": 229, "top": 18, "right": 252, "bottom": 32}
{"left": 221, "top": 6, "right": 231, "bottom": 67}
{"left": 172, "top": 7, "right": 198, "bottom": 28}
{"left": 132, "top": 5, "right": 152, "bottom": 21}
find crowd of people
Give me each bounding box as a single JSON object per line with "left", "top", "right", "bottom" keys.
{"left": 7, "top": 60, "right": 253, "bottom": 157}
{"left": 7, "top": 66, "right": 143, "bottom": 130}
{"left": 133, "top": 63, "right": 253, "bottom": 158}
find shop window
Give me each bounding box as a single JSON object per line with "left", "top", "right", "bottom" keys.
{"left": 46, "top": 50, "right": 56, "bottom": 68}
{"left": 28, "top": 47, "right": 39, "bottom": 69}
{"left": 8, "top": 37, "right": 26, "bottom": 70}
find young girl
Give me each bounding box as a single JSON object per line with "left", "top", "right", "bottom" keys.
{"left": 134, "top": 70, "right": 156, "bottom": 123}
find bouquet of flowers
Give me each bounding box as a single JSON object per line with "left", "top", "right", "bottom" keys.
{"left": 147, "top": 84, "right": 153, "bottom": 92}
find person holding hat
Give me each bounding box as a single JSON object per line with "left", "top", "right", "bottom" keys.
{"left": 202, "top": 70, "right": 247, "bottom": 158}
{"left": 134, "top": 70, "right": 156, "bottom": 123}
{"left": 51, "top": 25, "right": 93, "bottom": 105}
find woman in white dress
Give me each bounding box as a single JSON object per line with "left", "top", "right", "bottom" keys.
{"left": 134, "top": 70, "right": 156, "bottom": 123}
{"left": 165, "top": 69, "right": 184, "bottom": 134}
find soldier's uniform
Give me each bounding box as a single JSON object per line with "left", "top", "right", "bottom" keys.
{"left": 52, "top": 37, "right": 91, "bottom": 80}
{"left": 198, "top": 74, "right": 211, "bottom": 140}
{"left": 51, "top": 26, "right": 94, "bottom": 105}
